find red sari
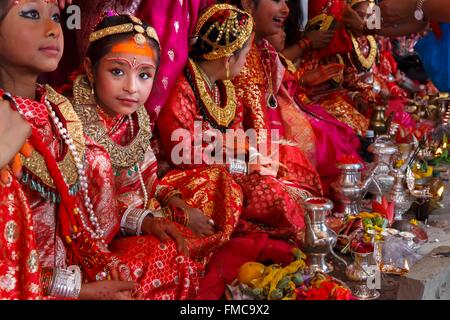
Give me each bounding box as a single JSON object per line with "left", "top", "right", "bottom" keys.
{"left": 73, "top": 74, "right": 241, "bottom": 266}
{"left": 0, "top": 85, "right": 201, "bottom": 299}
{"left": 0, "top": 179, "right": 41, "bottom": 299}
{"left": 157, "top": 60, "right": 322, "bottom": 242}
{"left": 157, "top": 59, "right": 320, "bottom": 299}
{"left": 235, "top": 40, "right": 319, "bottom": 167}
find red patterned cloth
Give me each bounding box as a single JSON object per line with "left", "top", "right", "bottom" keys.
{"left": 0, "top": 86, "right": 203, "bottom": 299}
{"left": 0, "top": 179, "right": 42, "bottom": 299}
{"left": 87, "top": 105, "right": 242, "bottom": 266}
{"left": 157, "top": 66, "right": 320, "bottom": 241}
{"left": 158, "top": 166, "right": 243, "bottom": 263}
{"left": 109, "top": 236, "right": 203, "bottom": 299}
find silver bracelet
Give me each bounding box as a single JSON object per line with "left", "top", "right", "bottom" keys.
{"left": 49, "top": 266, "right": 82, "bottom": 299}
{"left": 229, "top": 158, "right": 248, "bottom": 175}
{"left": 120, "top": 207, "right": 153, "bottom": 236}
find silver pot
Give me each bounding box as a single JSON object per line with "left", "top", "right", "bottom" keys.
{"left": 346, "top": 251, "right": 380, "bottom": 300}
{"left": 331, "top": 162, "right": 364, "bottom": 216}
{"left": 302, "top": 197, "right": 337, "bottom": 273}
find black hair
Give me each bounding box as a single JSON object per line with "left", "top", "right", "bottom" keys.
{"left": 285, "top": 0, "right": 305, "bottom": 46}
{"left": 86, "top": 15, "right": 160, "bottom": 69}
{"left": 0, "top": 0, "right": 11, "bottom": 23}
{"left": 190, "top": 9, "right": 252, "bottom": 61}
{"left": 221, "top": 0, "right": 260, "bottom": 9}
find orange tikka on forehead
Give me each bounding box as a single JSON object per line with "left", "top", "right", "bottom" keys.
{"left": 110, "top": 38, "right": 157, "bottom": 61}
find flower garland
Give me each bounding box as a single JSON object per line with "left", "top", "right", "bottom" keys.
{"left": 350, "top": 32, "right": 378, "bottom": 71}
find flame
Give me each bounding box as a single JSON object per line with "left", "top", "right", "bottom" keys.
{"left": 404, "top": 260, "right": 410, "bottom": 271}
{"left": 437, "top": 186, "right": 445, "bottom": 198}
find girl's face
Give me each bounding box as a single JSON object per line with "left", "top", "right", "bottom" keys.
{"left": 0, "top": 0, "right": 63, "bottom": 74}
{"left": 87, "top": 38, "right": 158, "bottom": 117}
{"left": 247, "top": 0, "right": 289, "bottom": 39}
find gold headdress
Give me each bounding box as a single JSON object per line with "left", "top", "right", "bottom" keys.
{"left": 89, "top": 15, "right": 160, "bottom": 48}
{"left": 192, "top": 4, "right": 254, "bottom": 61}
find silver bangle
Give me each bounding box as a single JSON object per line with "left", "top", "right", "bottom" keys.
{"left": 48, "top": 265, "right": 82, "bottom": 299}
{"left": 120, "top": 207, "right": 153, "bottom": 236}
{"left": 229, "top": 158, "right": 248, "bottom": 175}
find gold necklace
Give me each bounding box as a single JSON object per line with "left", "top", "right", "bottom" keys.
{"left": 350, "top": 31, "right": 378, "bottom": 70}
{"left": 189, "top": 59, "right": 237, "bottom": 128}
{"left": 72, "top": 75, "right": 152, "bottom": 169}
{"left": 196, "top": 63, "right": 221, "bottom": 106}
{"left": 19, "top": 85, "right": 85, "bottom": 190}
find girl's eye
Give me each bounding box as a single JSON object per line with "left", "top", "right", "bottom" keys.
{"left": 111, "top": 69, "right": 124, "bottom": 76}
{"left": 140, "top": 72, "right": 152, "bottom": 80}
{"left": 20, "top": 9, "right": 40, "bottom": 20}
{"left": 52, "top": 13, "right": 61, "bottom": 23}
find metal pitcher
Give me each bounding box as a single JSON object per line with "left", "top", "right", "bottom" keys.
{"left": 302, "top": 198, "right": 338, "bottom": 273}
{"left": 331, "top": 162, "right": 364, "bottom": 216}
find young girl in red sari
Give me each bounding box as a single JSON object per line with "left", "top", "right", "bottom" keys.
{"left": 71, "top": 13, "right": 243, "bottom": 271}
{"left": 0, "top": 1, "right": 201, "bottom": 300}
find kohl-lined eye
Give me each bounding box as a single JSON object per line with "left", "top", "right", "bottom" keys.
{"left": 111, "top": 69, "right": 125, "bottom": 77}
{"left": 140, "top": 72, "right": 153, "bottom": 80}
{"left": 20, "top": 9, "right": 40, "bottom": 20}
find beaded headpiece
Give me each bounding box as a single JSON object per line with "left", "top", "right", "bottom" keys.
{"left": 192, "top": 4, "right": 254, "bottom": 61}
{"left": 89, "top": 15, "right": 160, "bottom": 48}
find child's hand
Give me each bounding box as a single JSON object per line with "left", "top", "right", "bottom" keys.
{"left": 0, "top": 100, "right": 32, "bottom": 185}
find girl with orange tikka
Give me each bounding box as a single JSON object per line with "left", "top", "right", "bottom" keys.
{"left": 70, "top": 12, "right": 244, "bottom": 288}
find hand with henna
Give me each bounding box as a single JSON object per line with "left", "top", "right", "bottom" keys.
{"left": 342, "top": 5, "right": 365, "bottom": 36}
{"left": 300, "top": 63, "right": 344, "bottom": 87}
{"left": 167, "top": 196, "right": 215, "bottom": 237}
{"left": 141, "top": 216, "right": 189, "bottom": 256}
{"left": 304, "top": 30, "right": 335, "bottom": 50}
{"left": 78, "top": 280, "right": 138, "bottom": 300}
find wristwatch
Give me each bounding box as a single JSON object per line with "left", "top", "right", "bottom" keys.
{"left": 414, "top": 0, "right": 426, "bottom": 21}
